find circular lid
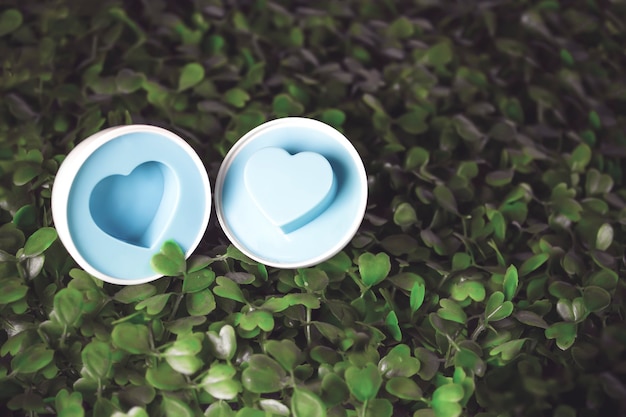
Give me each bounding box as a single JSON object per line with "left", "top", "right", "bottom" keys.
{"left": 51, "top": 125, "right": 211, "bottom": 284}
{"left": 215, "top": 117, "right": 367, "bottom": 268}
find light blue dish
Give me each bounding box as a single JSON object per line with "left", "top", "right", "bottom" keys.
{"left": 215, "top": 118, "right": 367, "bottom": 268}
{"left": 58, "top": 128, "right": 210, "bottom": 283}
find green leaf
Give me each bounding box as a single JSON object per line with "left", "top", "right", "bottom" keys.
{"left": 0, "top": 9, "right": 23, "bottom": 36}
{"left": 568, "top": 143, "right": 592, "bottom": 172}
{"left": 378, "top": 344, "right": 420, "bottom": 378}
{"left": 490, "top": 339, "right": 527, "bottom": 361}
{"left": 438, "top": 299, "right": 467, "bottom": 324}
{"left": 345, "top": 363, "right": 382, "bottom": 402}
{"left": 111, "top": 323, "right": 151, "bottom": 354}
{"left": 115, "top": 69, "right": 146, "bottom": 93}
{"left": 388, "top": 16, "right": 414, "bottom": 39}
{"left": 385, "top": 310, "right": 402, "bottom": 341}
{"left": 425, "top": 41, "right": 453, "bottom": 67}
{"left": 224, "top": 88, "right": 250, "bottom": 108}
{"left": 393, "top": 202, "right": 417, "bottom": 226}
{"left": 213, "top": 276, "right": 246, "bottom": 303}
{"left": 364, "top": 399, "right": 393, "bottom": 417}
{"left": 265, "top": 339, "right": 302, "bottom": 371}
{"left": 259, "top": 399, "right": 289, "bottom": 416}
{"left": 11, "top": 344, "right": 54, "bottom": 374}
{"left": 518, "top": 253, "right": 549, "bottom": 277}
{"left": 82, "top": 341, "right": 112, "bottom": 379}
{"left": 113, "top": 284, "right": 156, "bottom": 304}
{"left": 582, "top": 286, "right": 611, "bottom": 312}
{"left": 595, "top": 223, "right": 613, "bottom": 251}
{"left": 396, "top": 110, "right": 428, "bottom": 134}
{"left": 385, "top": 377, "right": 422, "bottom": 400}
{"left": 291, "top": 388, "right": 327, "bottom": 417}
{"left": 405, "top": 146, "right": 430, "bottom": 170}
{"left": 320, "top": 109, "right": 346, "bottom": 128}
{"left": 410, "top": 282, "right": 426, "bottom": 312}
{"left": 272, "top": 93, "right": 304, "bottom": 117}
{"left": 201, "top": 363, "right": 241, "bottom": 400}
{"left": 514, "top": 310, "right": 548, "bottom": 329}
{"left": 53, "top": 288, "right": 84, "bottom": 327}
{"left": 0, "top": 279, "right": 28, "bottom": 304}
{"left": 207, "top": 325, "right": 237, "bottom": 360}
{"left": 162, "top": 396, "right": 194, "bottom": 417}
{"left": 432, "top": 401, "right": 462, "bottom": 417}
{"left": 321, "top": 372, "right": 349, "bottom": 406}
{"left": 358, "top": 252, "right": 391, "bottom": 287}
{"left": 145, "top": 361, "right": 187, "bottom": 391}
{"left": 503, "top": 265, "right": 518, "bottom": 301}
{"left": 296, "top": 268, "right": 329, "bottom": 293}
{"left": 135, "top": 293, "right": 171, "bottom": 315}
{"left": 205, "top": 402, "right": 234, "bottom": 417}
{"left": 165, "top": 354, "right": 203, "bottom": 375}
{"left": 485, "top": 291, "right": 513, "bottom": 323}
{"left": 23, "top": 227, "right": 57, "bottom": 257}
{"left": 450, "top": 281, "right": 485, "bottom": 302}
{"left": 242, "top": 355, "right": 285, "bottom": 393}
{"left": 178, "top": 63, "right": 205, "bottom": 91}
{"left": 485, "top": 170, "right": 514, "bottom": 187}
{"left": 545, "top": 322, "right": 577, "bottom": 350}
{"left": 183, "top": 269, "right": 215, "bottom": 293}
{"left": 433, "top": 185, "right": 459, "bottom": 214}
{"left": 185, "top": 289, "right": 216, "bottom": 315}
{"left": 433, "top": 383, "right": 464, "bottom": 403}
{"left": 151, "top": 240, "right": 185, "bottom": 276}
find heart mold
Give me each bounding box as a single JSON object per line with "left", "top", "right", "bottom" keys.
{"left": 89, "top": 161, "right": 178, "bottom": 248}
{"left": 243, "top": 147, "right": 337, "bottom": 233}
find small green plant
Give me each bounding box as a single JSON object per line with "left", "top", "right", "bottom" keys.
{"left": 1, "top": 1, "right": 626, "bottom": 416}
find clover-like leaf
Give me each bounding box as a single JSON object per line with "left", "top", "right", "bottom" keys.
{"left": 151, "top": 240, "right": 185, "bottom": 276}
{"left": 485, "top": 291, "right": 513, "bottom": 323}
{"left": 358, "top": 252, "right": 391, "bottom": 287}
{"left": 545, "top": 322, "right": 577, "bottom": 350}
{"left": 207, "top": 325, "right": 237, "bottom": 361}
{"left": 345, "top": 363, "right": 382, "bottom": 402}
{"left": 265, "top": 339, "right": 302, "bottom": 372}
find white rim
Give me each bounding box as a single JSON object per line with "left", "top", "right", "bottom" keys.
{"left": 51, "top": 125, "right": 211, "bottom": 285}
{"left": 215, "top": 117, "right": 367, "bottom": 269}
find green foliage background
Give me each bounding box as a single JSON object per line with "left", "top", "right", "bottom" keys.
{"left": 1, "top": 1, "right": 626, "bottom": 416}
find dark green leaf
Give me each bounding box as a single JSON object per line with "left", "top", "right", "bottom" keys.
{"left": 0, "top": 9, "right": 23, "bottom": 36}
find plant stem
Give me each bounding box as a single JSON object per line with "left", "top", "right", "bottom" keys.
{"left": 305, "top": 307, "right": 312, "bottom": 346}
{"left": 361, "top": 400, "right": 368, "bottom": 417}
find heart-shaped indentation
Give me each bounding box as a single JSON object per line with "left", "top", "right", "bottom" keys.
{"left": 244, "top": 147, "right": 336, "bottom": 233}
{"left": 90, "top": 161, "right": 177, "bottom": 248}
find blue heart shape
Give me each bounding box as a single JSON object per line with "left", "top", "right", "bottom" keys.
{"left": 244, "top": 147, "right": 337, "bottom": 233}
{"left": 90, "top": 161, "right": 176, "bottom": 248}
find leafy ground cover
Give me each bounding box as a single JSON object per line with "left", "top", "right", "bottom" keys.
{"left": 1, "top": 1, "right": 626, "bottom": 416}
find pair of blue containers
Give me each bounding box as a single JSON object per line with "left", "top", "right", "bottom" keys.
{"left": 52, "top": 118, "right": 367, "bottom": 285}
